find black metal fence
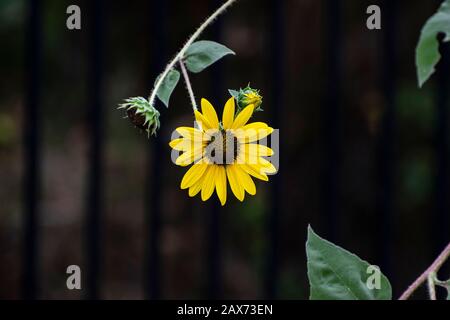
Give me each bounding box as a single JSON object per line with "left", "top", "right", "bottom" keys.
{"left": 20, "top": 0, "right": 449, "bottom": 299}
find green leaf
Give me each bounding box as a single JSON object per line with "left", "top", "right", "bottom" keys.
{"left": 228, "top": 89, "right": 239, "bottom": 99}
{"left": 155, "top": 69, "right": 180, "bottom": 107}
{"left": 306, "top": 226, "right": 392, "bottom": 300}
{"left": 416, "top": 0, "right": 450, "bottom": 87}
{"left": 184, "top": 40, "right": 235, "bottom": 73}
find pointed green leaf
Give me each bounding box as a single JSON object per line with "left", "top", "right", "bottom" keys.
{"left": 416, "top": 0, "right": 450, "bottom": 87}
{"left": 184, "top": 40, "right": 235, "bottom": 73}
{"left": 228, "top": 89, "right": 239, "bottom": 99}
{"left": 306, "top": 226, "right": 392, "bottom": 300}
{"left": 155, "top": 69, "right": 180, "bottom": 107}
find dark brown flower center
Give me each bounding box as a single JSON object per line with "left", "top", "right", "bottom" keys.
{"left": 205, "top": 130, "right": 239, "bottom": 165}
{"left": 127, "top": 108, "right": 147, "bottom": 129}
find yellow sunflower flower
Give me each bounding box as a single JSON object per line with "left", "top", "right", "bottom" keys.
{"left": 169, "top": 97, "right": 277, "bottom": 205}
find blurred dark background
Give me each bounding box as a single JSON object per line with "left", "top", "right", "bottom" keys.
{"left": 0, "top": 0, "right": 449, "bottom": 299}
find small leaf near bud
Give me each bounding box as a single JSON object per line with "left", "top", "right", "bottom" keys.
{"left": 228, "top": 89, "right": 239, "bottom": 100}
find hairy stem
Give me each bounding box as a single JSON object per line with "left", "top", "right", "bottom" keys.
{"left": 399, "top": 242, "right": 450, "bottom": 300}
{"left": 428, "top": 272, "right": 437, "bottom": 300}
{"left": 148, "top": 0, "right": 238, "bottom": 106}
{"left": 179, "top": 60, "right": 197, "bottom": 112}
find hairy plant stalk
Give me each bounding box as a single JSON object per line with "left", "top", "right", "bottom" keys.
{"left": 179, "top": 60, "right": 197, "bottom": 112}
{"left": 428, "top": 272, "right": 437, "bottom": 300}
{"left": 399, "top": 242, "right": 450, "bottom": 300}
{"left": 148, "top": 0, "right": 238, "bottom": 106}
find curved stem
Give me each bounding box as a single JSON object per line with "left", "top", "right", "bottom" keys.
{"left": 399, "top": 242, "right": 450, "bottom": 300}
{"left": 148, "top": 0, "right": 238, "bottom": 106}
{"left": 179, "top": 60, "right": 197, "bottom": 112}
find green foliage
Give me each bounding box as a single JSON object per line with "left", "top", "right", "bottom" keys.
{"left": 155, "top": 69, "right": 180, "bottom": 108}
{"left": 416, "top": 0, "right": 450, "bottom": 87}
{"left": 184, "top": 40, "right": 235, "bottom": 73}
{"left": 306, "top": 226, "right": 392, "bottom": 300}
{"left": 228, "top": 89, "right": 239, "bottom": 100}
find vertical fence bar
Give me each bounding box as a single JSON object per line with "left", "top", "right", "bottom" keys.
{"left": 265, "top": 0, "right": 284, "bottom": 299}
{"left": 145, "top": 0, "right": 167, "bottom": 300}
{"left": 377, "top": 0, "right": 397, "bottom": 277}
{"left": 205, "top": 170, "right": 222, "bottom": 297}
{"left": 206, "top": 200, "right": 221, "bottom": 299}
{"left": 85, "top": 0, "right": 104, "bottom": 300}
{"left": 322, "top": 0, "right": 342, "bottom": 242}
{"left": 206, "top": 204, "right": 221, "bottom": 298}
{"left": 23, "top": 0, "right": 42, "bottom": 300}
{"left": 435, "top": 39, "right": 450, "bottom": 259}
{"left": 206, "top": 0, "right": 224, "bottom": 300}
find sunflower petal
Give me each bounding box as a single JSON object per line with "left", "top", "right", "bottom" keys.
{"left": 189, "top": 178, "right": 203, "bottom": 197}
{"left": 241, "top": 163, "right": 269, "bottom": 181}
{"left": 201, "top": 98, "right": 219, "bottom": 129}
{"left": 234, "top": 165, "right": 256, "bottom": 195}
{"left": 222, "top": 97, "right": 235, "bottom": 129}
{"left": 169, "top": 138, "right": 184, "bottom": 150}
{"left": 176, "top": 127, "right": 207, "bottom": 141}
{"left": 259, "top": 157, "right": 277, "bottom": 174}
{"left": 194, "top": 110, "right": 213, "bottom": 131}
{"left": 235, "top": 126, "right": 273, "bottom": 143}
{"left": 226, "top": 165, "right": 245, "bottom": 201}
{"left": 215, "top": 166, "right": 227, "bottom": 206}
{"left": 201, "top": 166, "right": 216, "bottom": 201}
{"left": 175, "top": 147, "right": 204, "bottom": 166}
{"left": 180, "top": 162, "right": 209, "bottom": 189}
{"left": 232, "top": 104, "right": 254, "bottom": 129}
{"left": 239, "top": 144, "right": 272, "bottom": 165}
{"left": 169, "top": 138, "right": 202, "bottom": 151}
{"left": 242, "top": 122, "right": 269, "bottom": 130}
{"left": 242, "top": 144, "right": 274, "bottom": 158}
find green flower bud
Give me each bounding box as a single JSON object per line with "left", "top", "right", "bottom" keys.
{"left": 229, "top": 85, "right": 263, "bottom": 113}
{"left": 119, "top": 97, "right": 160, "bottom": 137}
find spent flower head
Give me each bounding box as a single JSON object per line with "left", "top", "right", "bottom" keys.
{"left": 119, "top": 97, "right": 160, "bottom": 137}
